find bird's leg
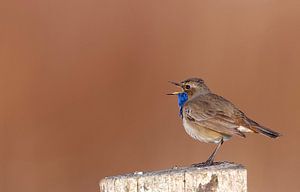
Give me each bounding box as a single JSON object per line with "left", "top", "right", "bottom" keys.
{"left": 204, "top": 138, "right": 224, "bottom": 165}
{"left": 193, "top": 138, "right": 224, "bottom": 167}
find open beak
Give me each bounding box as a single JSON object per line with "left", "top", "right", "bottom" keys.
{"left": 168, "top": 81, "right": 182, "bottom": 87}
{"left": 166, "top": 91, "right": 182, "bottom": 95}
{"left": 167, "top": 81, "right": 183, "bottom": 95}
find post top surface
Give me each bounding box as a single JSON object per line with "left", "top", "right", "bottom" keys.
{"left": 100, "top": 161, "right": 245, "bottom": 184}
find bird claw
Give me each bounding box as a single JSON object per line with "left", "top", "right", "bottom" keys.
{"left": 192, "top": 160, "right": 213, "bottom": 167}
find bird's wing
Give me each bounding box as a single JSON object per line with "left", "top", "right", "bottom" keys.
{"left": 183, "top": 97, "right": 246, "bottom": 137}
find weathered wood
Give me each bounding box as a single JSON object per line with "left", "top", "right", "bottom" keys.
{"left": 99, "top": 162, "right": 247, "bottom": 192}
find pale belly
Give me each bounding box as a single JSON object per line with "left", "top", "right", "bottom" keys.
{"left": 182, "top": 118, "right": 231, "bottom": 143}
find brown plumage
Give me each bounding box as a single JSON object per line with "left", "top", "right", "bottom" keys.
{"left": 169, "top": 78, "right": 281, "bottom": 166}
{"left": 184, "top": 93, "right": 280, "bottom": 139}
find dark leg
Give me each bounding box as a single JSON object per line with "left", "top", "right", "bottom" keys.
{"left": 193, "top": 138, "right": 224, "bottom": 167}
{"left": 204, "top": 138, "right": 224, "bottom": 165}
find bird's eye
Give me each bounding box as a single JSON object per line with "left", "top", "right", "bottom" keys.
{"left": 185, "top": 85, "right": 191, "bottom": 90}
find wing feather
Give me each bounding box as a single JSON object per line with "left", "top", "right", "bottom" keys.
{"left": 183, "top": 96, "right": 246, "bottom": 137}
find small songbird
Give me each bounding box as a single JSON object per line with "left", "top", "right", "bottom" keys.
{"left": 168, "top": 78, "right": 281, "bottom": 166}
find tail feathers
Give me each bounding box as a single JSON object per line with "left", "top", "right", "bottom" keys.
{"left": 246, "top": 118, "right": 281, "bottom": 138}
{"left": 251, "top": 125, "right": 281, "bottom": 138}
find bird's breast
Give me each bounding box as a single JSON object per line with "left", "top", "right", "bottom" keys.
{"left": 182, "top": 118, "right": 231, "bottom": 143}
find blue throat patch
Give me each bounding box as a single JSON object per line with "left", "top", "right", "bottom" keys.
{"left": 177, "top": 92, "right": 188, "bottom": 118}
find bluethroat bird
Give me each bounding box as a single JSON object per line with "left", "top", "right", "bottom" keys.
{"left": 168, "top": 78, "right": 281, "bottom": 166}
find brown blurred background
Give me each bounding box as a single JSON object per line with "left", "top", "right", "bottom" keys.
{"left": 1, "top": 0, "right": 300, "bottom": 191}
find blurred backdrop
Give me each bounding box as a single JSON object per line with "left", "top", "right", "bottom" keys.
{"left": 1, "top": 0, "right": 300, "bottom": 192}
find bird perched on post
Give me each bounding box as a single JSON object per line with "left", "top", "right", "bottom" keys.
{"left": 168, "top": 78, "right": 281, "bottom": 166}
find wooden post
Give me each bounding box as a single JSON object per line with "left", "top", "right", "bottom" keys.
{"left": 99, "top": 162, "right": 247, "bottom": 192}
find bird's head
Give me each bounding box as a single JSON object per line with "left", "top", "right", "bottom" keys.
{"left": 168, "top": 78, "right": 210, "bottom": 98}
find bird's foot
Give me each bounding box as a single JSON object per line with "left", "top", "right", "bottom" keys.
{"left": 192, "top": 159, "right": 214, "bottom": 167}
